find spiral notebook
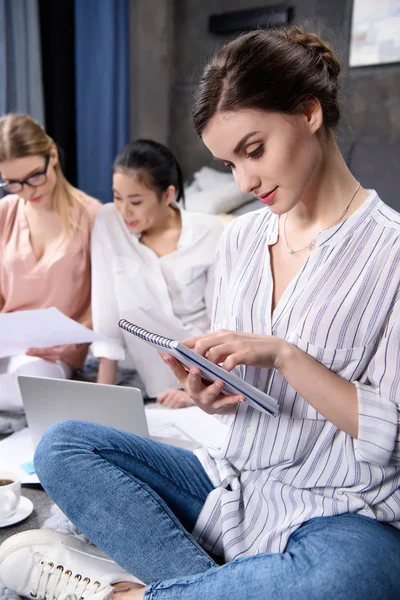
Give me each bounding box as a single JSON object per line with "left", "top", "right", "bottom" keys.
{"left": 118, "top": 319, "right": 278, "bottom": 417}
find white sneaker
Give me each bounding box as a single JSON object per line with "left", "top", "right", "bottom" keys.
{"left": 0, "top": 529, "right": 144, "bottom": 600}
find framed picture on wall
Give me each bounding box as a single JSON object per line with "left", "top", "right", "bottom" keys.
{"left": 349, "top": 0, "right": 400, "bottom": 67}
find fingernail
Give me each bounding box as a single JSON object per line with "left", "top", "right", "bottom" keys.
{"left": 239, "top": 397, "right": 246, "bottom": 403}
{"left": 215, "top": 381, "right": 223, "bottom": 389}
{"left": 162, "top": 356, "right": 169, "bottom": 363}
{"left": 190, "top": 368, "right": 199, "bottom": 376}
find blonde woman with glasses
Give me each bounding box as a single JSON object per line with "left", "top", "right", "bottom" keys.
{"left": 0, "top": 113, "right": 101, "bottom": 425}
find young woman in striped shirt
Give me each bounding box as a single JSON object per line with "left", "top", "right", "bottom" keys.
{"left": 1, "top": 26, "right": 399, "bottom": 600}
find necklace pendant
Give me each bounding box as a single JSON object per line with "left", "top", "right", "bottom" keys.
{"left": 287, "top": 247, "right": 294, "bottom": 255}
{"left": 308, "top": 239, "right": 316, "bottom": 251}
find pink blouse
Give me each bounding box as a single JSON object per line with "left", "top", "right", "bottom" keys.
{"left": 0, "top": 194, "right": 101, "bottom": 369}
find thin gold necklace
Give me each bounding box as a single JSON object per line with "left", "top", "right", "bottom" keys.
{"left": 283, "top": 182, "right": 361, "bottom": 255}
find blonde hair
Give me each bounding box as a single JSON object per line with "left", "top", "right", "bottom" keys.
{"left": 0, "top": 113, "right": 87, "bottom": 237}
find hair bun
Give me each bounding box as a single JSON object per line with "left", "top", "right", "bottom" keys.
{"left": 193, "top": 25, "right": 343, "bottom": 134}
{"left": 280, "top": 26, "right": 341, "bottom": 79}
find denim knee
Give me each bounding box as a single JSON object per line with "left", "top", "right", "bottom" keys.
{"left": 34, "top": 419, "right": 78, "bottom": 484}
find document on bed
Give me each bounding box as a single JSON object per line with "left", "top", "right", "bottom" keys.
{"left": 0, "top": 307, "right": 107, "bottom": 358}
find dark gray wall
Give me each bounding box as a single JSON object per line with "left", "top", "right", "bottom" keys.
{"left": 129, "top": 0, "right": 174, "bottom": 144}
{"left": 129, "top": 1, "right": 400, "bottom": 181}
{"left": 171, "top": 0, "right": 318, "bottom": 177}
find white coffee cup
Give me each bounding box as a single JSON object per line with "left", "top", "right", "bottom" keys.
{"left": 0, "top": 471, "right": 21, "bottom": 521}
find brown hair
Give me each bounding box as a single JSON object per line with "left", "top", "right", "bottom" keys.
{"left": 0, "top": 113, "right": 87, "bottom": 237}
{"left": 192, "top": 26, "right": 341, "bottom": 136}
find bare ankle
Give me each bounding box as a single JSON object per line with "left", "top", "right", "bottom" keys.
{"left": 113, "top": 582, "right": 147, "bottom": 599}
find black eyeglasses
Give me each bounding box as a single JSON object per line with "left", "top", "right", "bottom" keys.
{"left": 0, "top": 155, "right": 51, "bottom": 194}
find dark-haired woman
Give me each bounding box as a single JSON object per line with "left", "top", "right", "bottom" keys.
{"left": 90, "top": 139, "right": 223, "bottom": 407}
{"left": 2, "top": 27, "right": 399, "bottom": 600}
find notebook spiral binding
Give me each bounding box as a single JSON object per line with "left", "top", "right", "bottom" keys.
{"left": 118, "top": 319, "right": 174, "bottom": 349}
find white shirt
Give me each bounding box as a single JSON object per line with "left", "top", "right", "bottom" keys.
{"left": 91, "top": 203, "right": 223, "bottom": 396}
{"left": 193, "top": 191, "right": 400, "bottom": 561}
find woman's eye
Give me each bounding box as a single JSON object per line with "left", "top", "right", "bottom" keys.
{"left": 246, "top": 145, "right": 264, "bottom": 159}
{"left": 113, "top": 197, "right": 121, "bottom": 202}
{"left": 131, "top": 201, "right": 142, "bottom": 206}
{"left": 223, "top": 162, "right": 235, "bottom": 170}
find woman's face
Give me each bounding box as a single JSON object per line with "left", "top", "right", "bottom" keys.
{"left": 201, "top": 107, "right": 322, "bottom": 214}
{"left": 0, "top": 151, "right": 58, "bottom": 207}
{"left": 113, "top": 171, "right": 171, "bottom": 234}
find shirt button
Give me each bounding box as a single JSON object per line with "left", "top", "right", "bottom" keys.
{"left": 246, "top": 427, "right": 253, "bottom": 435}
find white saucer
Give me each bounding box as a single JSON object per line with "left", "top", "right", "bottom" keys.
{"left": 0, "top": 496, "right": 34, "bottom": 528}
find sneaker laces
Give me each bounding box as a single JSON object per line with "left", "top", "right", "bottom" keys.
{"left": 31, "top": 557, "right": 112, "bottom": 600}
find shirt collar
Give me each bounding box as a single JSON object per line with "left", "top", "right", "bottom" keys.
{"left": 316, "top": 190, "right": 381, "bottom": 247}
{"left": 129, "top": 201, "right": 189, "bottom": 248}
{"left": 175, "top": 203, "right": 190, "bottom": 249}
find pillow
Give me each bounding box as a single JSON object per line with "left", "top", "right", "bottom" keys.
{"left": 193, "top": 166, "right": 233, "bottom": 190}
{"left": 185, "top": 180, "right": 253, "bottom": 214}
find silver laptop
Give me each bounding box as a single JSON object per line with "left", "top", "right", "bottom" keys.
{"left": 18, "top": 376, "right": 198, "bottom": 450}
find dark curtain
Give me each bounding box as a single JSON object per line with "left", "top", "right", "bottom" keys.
{"left": 74, "top": 0, "right": 130, "bottom": 203}
{"left": 0, "top": 0, "right": 44, "bottom": 123}
{"left": 38, "top": 0, "right": 77, "bottom": 185}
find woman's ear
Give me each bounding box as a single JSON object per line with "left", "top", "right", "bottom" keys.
{"left": 164, "top": 185, "right": 177, "bottom": 206}
{"left": 303, "top": 98, "right": 323, "bottom": 133}
{"left": 50, "top": 143, "right": 59, "bottom": 167}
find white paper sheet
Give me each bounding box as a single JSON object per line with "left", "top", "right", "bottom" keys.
{"left": 119, "top": 306, "right": 201, "bottom": 396}
{"left": 0, "top": 307, "right": 106, "bottom": 358}
{"left": 0, "top": 428, "right": 38, "bottom": 484}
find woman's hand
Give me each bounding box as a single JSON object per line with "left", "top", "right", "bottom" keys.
{"left": 160, "top": 355, "right": 244, "bottom": 415}
{"left": 160, "top": 329, "right": 289, "bottom": 416}
{"left": 156, "top": 389, "right": 196, "bottom": 409}
{"left": 184, "top": 329, "right": 289, "bottom": 372}
{"left": 25, "top": 344, "right": 80, "bottom": 363}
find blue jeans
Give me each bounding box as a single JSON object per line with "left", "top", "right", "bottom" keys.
{"left": 35, "top": 420, "right": 400, "bottom": 600}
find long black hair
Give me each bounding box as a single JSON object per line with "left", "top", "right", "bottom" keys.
{"left": 113, "top": 139, "right": 185, "bottom": 206}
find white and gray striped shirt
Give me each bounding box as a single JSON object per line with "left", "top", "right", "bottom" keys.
{"left": 193, "top": 191, "right": 400, "bottom": 561}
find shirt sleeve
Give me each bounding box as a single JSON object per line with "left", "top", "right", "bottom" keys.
{"left": 211, "top": 223, "right": 235, "bottom": 331}
{"left": 90, "top": 212, "right": 126, "bottom": 361}
{"left": 200, "top": 216, "right": 224, "bottom": 327}
{"left": 353, "top": 292, "right": 400, "bottom": 466}
{"left": 0, "top": 195, "right": 18, "bottom": 312}
{"left": 0, "top": 212, "right": 3, "bottom": 309}
{"left": 205, "top": 263, "right": 215, "bottom": 322}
